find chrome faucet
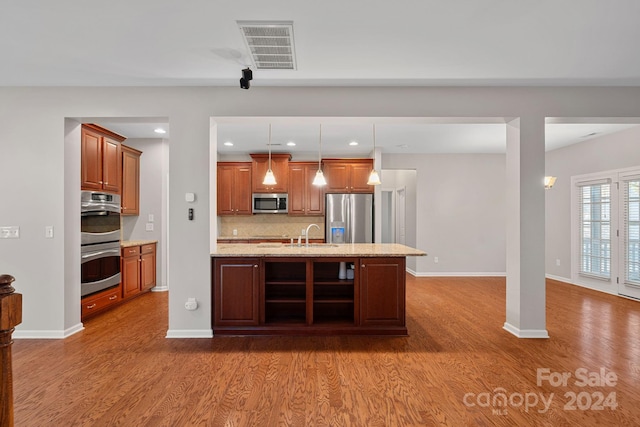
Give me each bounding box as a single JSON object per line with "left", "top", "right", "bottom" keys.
{"left": 305, "top": 223, "right": 320, "bottom": 247}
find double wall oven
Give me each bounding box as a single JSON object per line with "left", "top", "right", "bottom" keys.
{"left": 81, "top": 191, "right": 121, "bottom": 297}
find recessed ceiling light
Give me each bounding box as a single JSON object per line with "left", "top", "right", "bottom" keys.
{"left": 224, "top": 141, "right": 234, "bottom": 146}
{"left": 154, "top": 128, "right": 167, "bottom": 134}
{"left": 349, "top": 141, "right": 359, "bottom": 146}
{"left": 287, "top": 141, "right": 296, "bottom": 146}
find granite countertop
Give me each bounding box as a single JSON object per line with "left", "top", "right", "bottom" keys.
{"left": 212, "top": 243, "right": 426, "bottom": 257}
{"left": 121, "top": 240, "right": 158, "bottom": 248}
{"left": 217, "top": 235, "right": 323, "bottom": 241}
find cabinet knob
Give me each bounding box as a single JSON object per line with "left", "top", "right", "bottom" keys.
{"left": 361, "top": 264, "right": 365, "bottom": 268}
{"left": 254, "top": 265, "right": 258, "bottom": 268}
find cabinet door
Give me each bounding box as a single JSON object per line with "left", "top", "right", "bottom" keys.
{"left": 102, "top": 137, "right": 122, "bottom": 193}
{"left": 122, "top": 254, "right": 141, "bottom": 299}
{"left": 121, "top": 146, "right": 140, "bottom": 215}
{"left": 350, "top": 161, "right": 374, "bottom": 193}
{"left": 213, "top": 258, "right": 260, "bottom": 326}
{"left": 217, "top": 163, "right": 252, "bottom": 215}
{"left": 305, "top": 165, "right": 324, "bottom": 214}
{"left": 359, "top": 257, "right": 405, "bottom": 326}
{"left": 140, "top": 251, "right": 156, "bottom": 291}
{"left": 251, "top": 154, "right": 290, "bottom": 193}
{"left": 81, "top": 128, "right": 103, "bottom": 191}
{"left": 323, "top": 162, "right": 350, "bottom": 193}
{"left": 288, "top": 163, "right": 307, "bottom": 215}
{"left": 233, "top": 164, "right": 253, "bottom": 214}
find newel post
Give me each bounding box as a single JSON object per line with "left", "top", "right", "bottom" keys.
{"left": 0, "top": 275, "right": 22, "bottom": 427}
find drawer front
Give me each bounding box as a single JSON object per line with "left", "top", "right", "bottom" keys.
{"left": 82, "top": 288, "right": 121, "bottom": 318}
{"left": 141, "top": 244, "right": 155, "bottom": 254}
{"left": 122, "top": 246, "right": 141, "bottom": 257}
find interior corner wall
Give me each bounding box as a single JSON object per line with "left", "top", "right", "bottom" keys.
{"left": 121, "top": 138, "right": 169, "bottom": 290}
{"left": 384, "top": 153, "right": 507, "bottom": 276}
{"left": 545, "top": 125, "right": 640, "bottom": 281}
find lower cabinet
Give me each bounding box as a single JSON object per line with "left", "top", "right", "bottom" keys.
{"left": 211, "top": 256, "right": 406, "bottom": 335}
{"left": 81, "top": 284, "right": 122, "bottom": 320}
{"left": 212, "top": 258, "right": 260, "bottom": 326}
{"left": 122, "top": 243, "right": 157, "bottom": 300}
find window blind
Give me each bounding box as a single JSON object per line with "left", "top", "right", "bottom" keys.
{"left": 578, "top": 182, "right": 611, "bottom": 279}
{"left": 624, "top": 178, "right": 640, "bottom": 285}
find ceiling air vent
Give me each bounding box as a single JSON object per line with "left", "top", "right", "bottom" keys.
{"left": 237, "top": 21, "right": 297, "bottom": 70}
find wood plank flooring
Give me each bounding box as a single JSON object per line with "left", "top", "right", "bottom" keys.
{"left": 12, "top": 277, "right": 640, "bottom": 426}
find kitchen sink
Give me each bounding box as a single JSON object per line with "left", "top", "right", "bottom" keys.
{"left": 307, "top": 243, "right": 339, "bottom": 247}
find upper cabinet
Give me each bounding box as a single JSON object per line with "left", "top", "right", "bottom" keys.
{"left": 217, "top": 162, "right": 252, "bottom": 215}
{"left": 81, "top": 124, "right": 125, "bottom": 193}
{"left": 323, "top": 159, "right": 374, "bottom": 194}
{"left": 288, "top": 162, "right": 324, "bottom": 216}
{"left": 251, "top": 153, "right": 291, "bottom": 193}
{"left": 121, "top": 145, "right": 142, "bottom": 216}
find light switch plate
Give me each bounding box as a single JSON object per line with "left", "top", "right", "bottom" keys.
{"left": 148, "top": 214, "right": 154, "bottom": 223}
{"left": 0, "top": 226, "right": 20, "bottom": 239}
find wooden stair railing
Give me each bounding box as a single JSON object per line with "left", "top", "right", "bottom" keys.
{"left": 0, "top": 275, "right": 22, "bottom": 427}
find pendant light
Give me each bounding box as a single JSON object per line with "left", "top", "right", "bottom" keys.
{"left": 262, "top": 124, "right": 277, "bottom": 185}
{"left": 312, "top": 124, "right": 327, "bottom": 186}
{"left": 367, "top": 124, "right": 382, "bottom": 185}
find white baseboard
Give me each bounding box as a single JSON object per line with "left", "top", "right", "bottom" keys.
{"left": 166, "top": 329, "right": 213, "bottom": 339}
{"left": 545, "top": 274, "right": 572, "bottom": 284}
{"left": 15, "top": 322, "right": 84, "bottom": 339}
{"left": 414, "top": 271, "right": 506, "bottom": 277}
{"left": 503, "top": 322, "right": 549, "bottom": 339}
{"left": 151, "top": 285, "right": 169, "bottom": 292}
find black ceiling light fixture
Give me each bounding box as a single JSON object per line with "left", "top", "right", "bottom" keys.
{"left": 240, "top": 67, "right": 252, "bottom": 89}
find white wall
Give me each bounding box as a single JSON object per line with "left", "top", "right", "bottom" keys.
{"left": 385, "top": 154, "right": 507, "bottom": 275}
{"left": 545, "top": 126, "right": 640, "bottom": 281}
{"left": 121, "top": 137, "right": 169, "bottom": 290}
{"left": 3, "top": 86, "right": 640, "bottom": 337}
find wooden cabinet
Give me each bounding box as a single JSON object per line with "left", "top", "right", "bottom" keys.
{"left": 81, "top": 124, "right": 125, "bottom": 193}
{"left": 121, "top": 243, "right": 156, "bottom": 300}
{"left": 121, "top": 145, "right": 141, "bottom": 215}
{"left": 288, "top": 162, "right": 324, "bottom": 215}
{"left": 81, "top": 284, "right": 122, "bottom": 320}
{"left": 212, "top": 258, "right": 260, "bottom": 326}
{"left": 323, "top": 159, "right": 374, "bottom": 193}
{"left": 359, "top": 257, "right": 405, "bottom": 326}
{"left": 211, "top": 256, "right": 406, "bottom": 335}
{"left": 251, "top": 153, "right": 291, "bottom": 193}
{"left": 217, "top": 162, "right": 252, "bottom": 215}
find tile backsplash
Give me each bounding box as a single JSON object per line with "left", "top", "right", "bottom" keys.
{"left": 219, "top": 215, "right": 325, "bottom": 239}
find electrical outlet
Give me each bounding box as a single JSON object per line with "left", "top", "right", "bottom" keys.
{"left": 434, "top": 256, "right": 439, "bottom": 263}
{"left": 146, "top": 223, "right": 154, "bottom": 231}
{"left": 185, "top": 298, "right": 198, "bottom": 311}
{"left": 556, "top": 259, "right": 561, "bottom": 266}
{"left": 233, "top": 229, "right": 238, "bottom": 236}
{"left": 45, "top": 226, "right": 54, "bottom": 238}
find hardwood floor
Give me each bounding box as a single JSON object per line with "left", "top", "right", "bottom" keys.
{"left": 12, "top": 277, "right": 640, "bottom": 426}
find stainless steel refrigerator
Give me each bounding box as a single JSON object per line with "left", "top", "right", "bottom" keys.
{"left": 325, "top": 193, "right": 374, "bottom": 243}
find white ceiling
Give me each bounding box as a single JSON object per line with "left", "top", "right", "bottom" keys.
{"left": 5, "top": 1, "right": 640, "bottom": 154}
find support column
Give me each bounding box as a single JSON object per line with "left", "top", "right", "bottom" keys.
{"left": 504, "top": 117, "right": 549, "bottom": 338}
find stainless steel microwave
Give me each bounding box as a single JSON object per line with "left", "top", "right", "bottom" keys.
{"left": 252, "top": 193, "right": 288, "bottom": 214}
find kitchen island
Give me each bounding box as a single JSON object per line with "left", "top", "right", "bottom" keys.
{"left": 211, "top": 243, "right": 426, "bottom": 336}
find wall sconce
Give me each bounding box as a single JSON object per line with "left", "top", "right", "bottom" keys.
{"left": 544, "top": 176, "right": 557, "bottom": 189}
{"left": 312, "top": 124, "right": 327, "bottom": 186}
{"left": 262, "top": 124, "right": 277, "bottom": 185}
{"left": 367, "top": 124, "right": 382, "bottom": 185}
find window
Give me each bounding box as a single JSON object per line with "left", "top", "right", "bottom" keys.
{"left": 622, "top": 176, "right": 640, "bottom": 286}
{"left": 578, "top": 182, "right": 611, "bottom": 279}
{"left": 572, "top": 168, "right": 640, "bottom": 300}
